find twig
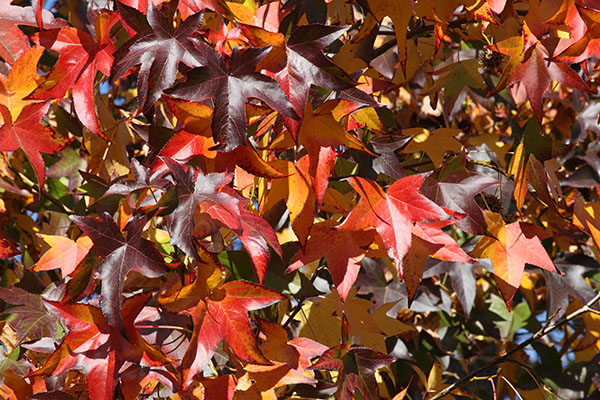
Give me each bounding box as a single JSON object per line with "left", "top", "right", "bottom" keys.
{"left": 428, "top": 290, "right": 600, "bottom": 400}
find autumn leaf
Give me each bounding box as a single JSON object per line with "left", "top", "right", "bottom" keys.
{"left": 268, "top": 24, "right": 356, "bottom": 130}
{"left": 0, "top": 102, "right": 71, "bottom": 190}
{"left": 491, "top": 37, "right": 593, "bottom": 122}
{"left": 0, "top": 234, "right": 19, "bottom": 259}
{"left": 30, "top": 292, "right": 169, "bottom": 400}
{"left": 470, "top": 211, "right": 560, "bottom": 305}
{"left": 401, "top": 128, "right": 463, "bottom": 168}
{"left": 204, "top": 186, "right": 283, "bottom": 283}
{"left": 33, "top": 234, "right": 93, "bottom": 276}
{"left": 159, "top": 262, "right": 285, "bottom": 388}
{"left": 338, "top": 175, "right": 450, "bottom": 279}
{"left": 0, "top": 46, "right": 45, "bottom": 121}
{"left": 420, "top": 171, "right": 499, "bottom": 235}
{"left": 288, "top": 220, "right": 376, "bottom": 300}
{"left": 29, "top": 18, "right": 119, "bottom": 137}
{"left": 163, "top": 158, "right": 240, "bottom": 259}
{"left": 0, "top": 0, "right": 68, "bottom": 64}
{"left": 168, "top": 46, "right": 298, "bottom": 151}
{"left": 0, "top": 286, "right": 58, "bottom": 344}
{"left": 70, "top": 213, "right": 167, "bottom": 330}
{"left": 299, "top": 101, "right": 374, "bottom": 206}
{"left": 368, "top": 0, "right": 413, "bottom": 76}
{"left": 110, "top": 1, "right": 210, "bottom": 114}
{"left": 310, "top": 316, "right": 395, "bottom": 400}
{"left": 155, "top": 97, "right": 288, "bottom": 179}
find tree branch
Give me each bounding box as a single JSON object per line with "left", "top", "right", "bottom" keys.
{"left": 428, "top": 290, "right": 600, "bottom": 400}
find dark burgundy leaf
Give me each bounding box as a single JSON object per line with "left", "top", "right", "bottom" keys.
{"left": 546, "top": 253, "right": 600, "bottom": 320}
{"left": 163, "top": 158, "right": 239, "bottom": 259}
{"left": 168, "top": 46, "right": 298, "bottom": 151}
{"left": 111, "top": 1, "right": 213, "bottom": 113}
{"left": 70, "top": 213, "right": 167, "bottom": 330}
{"left": 420, "top": 171, "right": 499, "bottom": 235}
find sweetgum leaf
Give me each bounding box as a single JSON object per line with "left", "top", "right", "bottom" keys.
{"left": 420, "top": 171, "right": 499, "bottom": 235}
{"left": 339, "top": 175, "right": 449, "bottom": 279}
{"left": 0, "top": 0, "right": 68, "bottom": 64}
{"left": 0, "top": 102, "right": 71, "bottom": 190}
{"left": 111, "top": 1, "right": 212, "bottom": 114}
{"left": 160, "top": 275, "right": 285, "bottom": 388}
{"left": 30, "top": 293, "right": 168, "bottom": 400}
{"left": 29, "top": 20, "right": 118, "bottom": 138}
{"left": 288, "top": 221, "right": 376, "bottom": 300}
{"left": 168, "top": 46, "right": 298, "bottom": 151}
{"left": 0, "top": 286, "right": 58, "bottom": 344}
{"left": 470, "top": 211, "right": 560, "bottom": 305}
{"left": 163, "top": 158, "right": 239, "bottom": 259}
{"left": 70, "top": 213, "right": 167, "bottom": 331}
{"left": 273, "top": 24, "right": 356, "bottom": 131}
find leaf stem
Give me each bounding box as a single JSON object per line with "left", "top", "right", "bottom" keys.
{"left": 427, "top": 290, "right": 600, "bottom": 400}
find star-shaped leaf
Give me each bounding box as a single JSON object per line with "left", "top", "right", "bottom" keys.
{"left": 470, "top": 211, "right": 560, "bottom": 305}
{"left": 420, "top": 171, "right": 499, "bottom": 235}
{"left": 339, "top": 175, "right": 450, "bottom": 279}
{"left": 168, "top": 46, "right": 298, "bottom": 151}
{"left": 30, "top": 293, "right": 169, "bottom": 400}
{"left": 401, "top": 128, "right": 464, "bottom": 168}
{"left": 33, "top": 234, "right": 93, "bottom": 277}
{"left": 70, "top": 213, "right": 168, "bottom": 331}
{"left": 0, "top": 286, "right": 58, "bottom": 344}
{"left": 159, "top": 261, "right": 285, "bottom": 388}
{"left": 163, "top": 158, "right": 239, "bottom": 259}
{"left": 287, "top": 221, "right": 376, "bottom": 300}
{"left": 267, "top": 24, "right": 357, "bottom": 132}
{"left": 491, "top": 37, "right": 593, "bottom": 123}
{"left": 0, "top": 102, "right": 71, "bottom": 190}
{"left": 29, "top": 18, "right": 118, "bottom": 137}
{"left": 110, "top": 1, "right": 210, "bottom": 114}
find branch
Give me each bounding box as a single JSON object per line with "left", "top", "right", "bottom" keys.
{"left": 428, "top": 290, "right": 600, "bottom": 400}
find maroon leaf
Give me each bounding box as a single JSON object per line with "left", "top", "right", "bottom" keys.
{"left": 420, "top": 171, "right": 499, "bottom": 235}
{"left": 164, "top": 158, "right": 239, "bottom": 259}
{"left": 110, "top": 1, "right": 212, "bottom": 114}
{"left": 70, "top": 213, "right": 167, "bottom": 331}
{"left": 168, "top": 46, "right": 298, "bottom": 152}
{"left": 272, "top": 24, "right": 356, "bottom": 123}
{"left": 0, "top": 286, "right": 58, "bottom": 343}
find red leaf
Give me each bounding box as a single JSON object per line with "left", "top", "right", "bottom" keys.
{"left": 0, "top": 234, "right": 19, "bottom": 259}
{"left": 70, "top": 213, "right": 168, "bottom": 331}
{"left": 492, "top": 38, "right": 593, "bottom": 122}
{"left": 30, "top": 20, "right": 118, "bottom": 138}
{"left": 288, "top": 221, "right": 376, "bottom": 300}
{"left": 30, "top": 293, "right": 169, "bottom": 400}
{"left": 161, "top": 276, "right": 285, "bottom": 388}
{"left": 470, "top": 211, "right": 560, "bottom": 305}
{"left": 0, "top": 102, "right": 71, "bottom": 190}
{"left": 339, "top": 175, "right": 449, "bottom": 279}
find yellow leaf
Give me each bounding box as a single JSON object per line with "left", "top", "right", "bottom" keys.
{"left": 402, "top": 128, "right": 463, "bottom": 167}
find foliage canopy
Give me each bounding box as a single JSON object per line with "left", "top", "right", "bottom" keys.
{"left": 2, "top": 0, "right": 600, "bottom": 399}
